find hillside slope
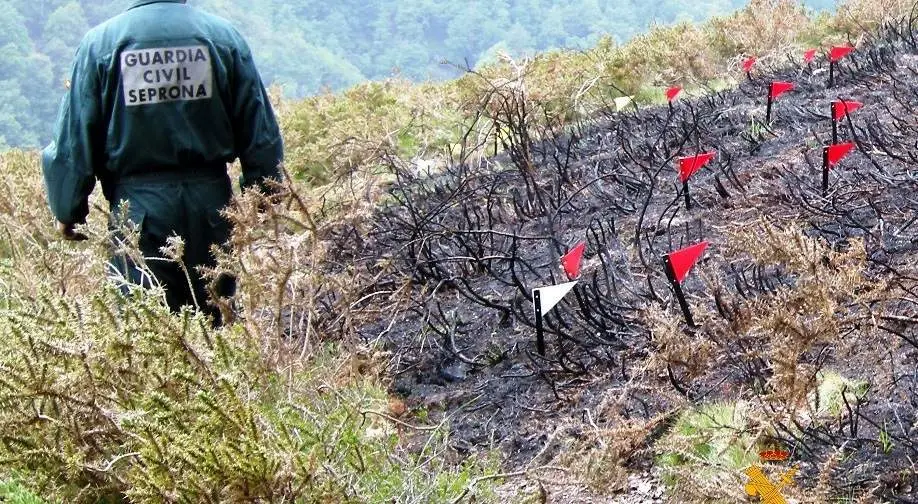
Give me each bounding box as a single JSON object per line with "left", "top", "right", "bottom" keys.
{"left": 0, "top": 0, "right": 777, "bottom": 149}
{"left": 320, "top": 6, "right": 918, "bottom": 503}
{"left": 0, "top": 0, "right": 917, "bottom": 502}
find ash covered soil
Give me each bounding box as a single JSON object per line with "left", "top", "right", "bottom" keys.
{"left": 328, "top": 18, "right": 918, "bottom": 502}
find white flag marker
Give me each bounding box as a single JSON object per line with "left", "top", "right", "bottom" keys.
{"left": 532, "top": 280, "right": 580, "bottom": 356}
{"left": 532, "top": 281, "right": 579, "bottom": 316}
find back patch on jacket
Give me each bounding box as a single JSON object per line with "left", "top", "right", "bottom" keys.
{"left": 121, "top": 45, "right": 213, "bottom": 106}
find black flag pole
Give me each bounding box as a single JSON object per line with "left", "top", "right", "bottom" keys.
{"left": 822, "top": 146, "right": 830, "bottom": 196}
{"left": 533, "top": 289, "right": 545, "bottom": 356}
{"left": 829, "top": 61, "right": 836, "bottom": 88}
{"left": 831, "top": 102, "right": 838, "bottom": 144}
{"left": 766, "top": 84, "right": 774, "bottom": 124}
{"left": 683, "top": 180, "right": 692, "bottom": 211}
{"left": 664, "top": 256, "right": 696, "bottom": 327}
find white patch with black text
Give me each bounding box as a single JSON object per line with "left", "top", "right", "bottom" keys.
{"left": 121, "top": 45, "right": 213, "bottom": 106}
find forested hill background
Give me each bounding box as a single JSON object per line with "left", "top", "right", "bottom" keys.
{"left": 0, "top": 0, "right": 834, "bottom": 149}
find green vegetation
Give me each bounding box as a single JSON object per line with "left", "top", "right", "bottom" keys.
{"left": 0, "top": 0, "right": 912, "bottom": 501}
{"left": 658, "top": 371, "right": 871, "bottom": 499}
{"left": 658, "top": 402, "right": 760, "bottom": 497}
{"left": 878, "top": 422, "right": 894, "bottom": 455}
{"left": 0, "top": 478, "right": 46, "bottom": 504}
{"left": 812, "top": 371, "right": 868, "bottom": 418}
{"left": 0, "top": 0, "right": 837, "bottom": 149}
{"left": 0, "top": 293, "right": 492, "bottom": 502}
{"left": 0, "top": 151, "right": 498, "bottom": 502}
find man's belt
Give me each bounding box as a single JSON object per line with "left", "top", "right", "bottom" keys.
{"left": 115, "top": 161, "right": 229, "bottom": 185}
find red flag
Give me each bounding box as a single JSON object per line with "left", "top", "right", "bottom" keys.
{"left": 666, "top": 86, "right": 683, "bottom": 102}
{"left": 770, "top": 81, "right": 795, "bottom": 99}
{"left": 561, "top": 242, "right": 586, "bottom": 280}
{"left": 742, "top": 56, "right": 757, "bottom": 73}
{"left": 826, "top": 143, "right": 856, "bottom": 167}
{"left": 804, "top": 49, "right": 817, "bottom": 63}
{"left": 830, "top": 45, "right": 854, "bottom": 62}
{"left": 678, "top": 152, "right": 717, "bottom": 182}
{"left": 832, "top": 100, "right": 863, "bottom": 121}
{"left": 668, "top": 242, "right": 709, "bottom": 284}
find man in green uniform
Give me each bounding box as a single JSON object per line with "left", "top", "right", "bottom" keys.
{"left": 42, "top": 0, "right": 283, "bottom": 322}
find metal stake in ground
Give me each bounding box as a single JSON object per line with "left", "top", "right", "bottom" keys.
{"left": 666, "top": 86, "right": 682, "bottom": 115}
{"left": 766, "top": 89, "right": 773, "bottom": 125}
{"left": 533, "top": 290, "right": 545, "bottom": 356}
{"left": 743, "top": 56, "right": 756, "bottom": 81}
{"left": 804, "top": 49, "right": 817, "bottom": 70}
{"left": 831, "top": 100, "right": 863, "bottom": 144}
{"left": 831, "top": 102, "right": 838, "bottom": 144}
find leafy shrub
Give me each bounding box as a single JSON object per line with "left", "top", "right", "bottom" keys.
{"left": 0, "top": 144, "right": 498, "bottom": 503}
{"left": 274, "top": 0, "right": 892, "bottom": 192}
{"left": 657, "top": 402, "right": 760, "bottom": 500}
{"left": 0, "top": 477, "right": 46, "bottom": 504}
{"left": 708, "top": 0, "right": 812, "bottom": 58}
{"left": 0, "top": 286, "right": 497, "bottom": 503}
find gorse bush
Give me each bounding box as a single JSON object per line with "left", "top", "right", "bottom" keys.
{"left": 0, "top": 478, "right": 44, "bottom": 504}
{"left": 0, "top": 147, "right": 497, "bottom": 502}
{"left": 0, "top": 0, "right": 913, "bottom": 501}
{"left": 709, "top": 0, "right": 812, "bottom": 57}
{"left": 0, "top": 288, "right": 493, "bottom": 502}
{"left": 278, "top": 0, "right": 915, "bottom": 189}
{"left": 726, "top": 220, "right": 884, "bottom": 413}
{"left": 657, "top": 402, "right": 760, "bottom": 500}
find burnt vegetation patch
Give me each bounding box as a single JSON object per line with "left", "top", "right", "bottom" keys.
{"left": 315, "top": 7, "right": 918, "bottom": 501}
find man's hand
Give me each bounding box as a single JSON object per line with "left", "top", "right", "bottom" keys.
{"left": 57, "top": 221, "right": 88, "bottom": 241}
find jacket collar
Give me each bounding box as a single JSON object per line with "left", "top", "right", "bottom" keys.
{"left": 129, "top": 0, "right": 187, "bottom": 10}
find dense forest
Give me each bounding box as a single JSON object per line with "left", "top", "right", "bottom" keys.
{"left": 0, "top": 0, "right": 835, "bottom": 149}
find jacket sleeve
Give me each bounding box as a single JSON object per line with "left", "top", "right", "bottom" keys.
{"left": 41, "top": 38, "right": 103, "bottom": 225}
{"left": 230, "top": 33, "right": 284, "bottom": 193}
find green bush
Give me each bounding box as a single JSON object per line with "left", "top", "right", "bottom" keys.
{"left": 811, "top": 371, "right": 868, "bottom": 418}
{"left": 0, "top": 477, "right": 46, "bottom": 504}
{"left": 0, "top": 288, "right": 496, "bottom": 503}
{"left": 274, "top": 0, "right": 903, "bottom": 190}
{"left": 658, "top": 402, "right": 759, "bottom": 481}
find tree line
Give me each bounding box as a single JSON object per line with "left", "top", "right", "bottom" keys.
{"left": 0, "top": 0, "right": 834, "bottom": 149}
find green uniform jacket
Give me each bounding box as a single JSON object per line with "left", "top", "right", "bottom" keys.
{"left": 41, "top": 0, "right": 283, "bottom": 225}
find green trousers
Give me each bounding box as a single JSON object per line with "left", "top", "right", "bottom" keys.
{"left": 108, "top": 170, "right": 235, "bottom": 323}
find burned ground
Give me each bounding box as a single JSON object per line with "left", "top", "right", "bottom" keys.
{"left": 323, "top": 12, "right": 918, "bottom": 502}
